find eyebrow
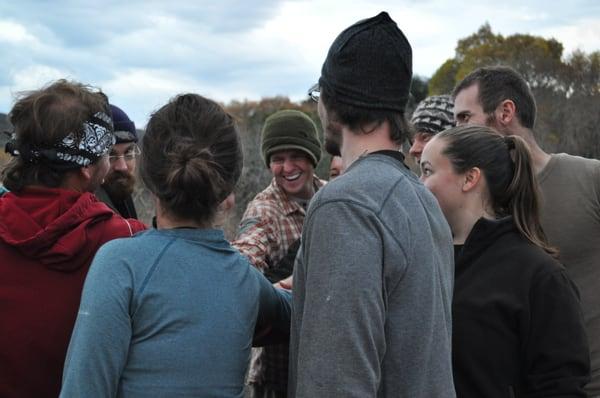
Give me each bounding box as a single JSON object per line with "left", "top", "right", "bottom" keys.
{"left": 111, "top": 143, "right": 135, "bottom": 154}
{"left": 121, "top": 144, "right": 136, "bottom": 152}
{"left": 420, "top": 160, "right": 432, "bottom": 168}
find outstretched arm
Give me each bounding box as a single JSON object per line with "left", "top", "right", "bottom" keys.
{"left": 233, "top": 214, "right": 278, "bottom": 272}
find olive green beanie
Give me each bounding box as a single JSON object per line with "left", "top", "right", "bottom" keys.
{"left": 261, "top": 109, "right": 321, "bottom": 167}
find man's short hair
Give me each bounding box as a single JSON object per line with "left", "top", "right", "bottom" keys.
{"left": 452, "top": 66, "right": 537, "bottom": 129}
{"left": 320, "top": 87, "right": 412, "bottom": 145}
{"left": 2, "top": 79, "right": 112, "bottom": 191}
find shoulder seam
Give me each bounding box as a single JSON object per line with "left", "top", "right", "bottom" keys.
{"left": 307, "top": 196, "right": 409, "bottom": 262}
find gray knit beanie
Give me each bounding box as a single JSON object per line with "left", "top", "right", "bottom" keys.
{"left": 410, "top": 95, "right": 455, "bottom": 135}
{"left": 261, "top": 110, "right": 321, "bottom": 167}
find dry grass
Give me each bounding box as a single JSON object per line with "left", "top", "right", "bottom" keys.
{"left": 0, "top": 151, "right": 10, "bottom": 163}
{"left": 0, "top": 152, "right": 10, "bottom": 178}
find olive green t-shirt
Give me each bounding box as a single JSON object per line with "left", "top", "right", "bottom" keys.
{"left": 538, "top": 153, "right": 600, "bottom": 394}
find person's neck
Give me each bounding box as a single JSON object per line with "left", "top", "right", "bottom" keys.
{"left": 505, "top": 125, "right": 551, "bottom": 174}
{"left": 449, "top": 202, "right": 495, "bottom": 245}
{"left": 340, "top": 124, "right": 400, "bottom": 170}
{"left": 155, "top": 204, "right": 208, "bottom": 230}
{"left": 449, "top": 214, "right": 477, "bottom": 245}
{"left": 157, "top": 217, "right": 204, "bottom": 229}
{"left": 60, "top": 172, "right": 89, "bottom": 193}
{"left": 288, "top": 191, "right": 313, "bottom": 202}
{"left": 528, "top": 142, "right": 551, "bottom": 175}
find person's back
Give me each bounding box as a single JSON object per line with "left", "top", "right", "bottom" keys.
{"left": 0, "top": 189, "right": 142, "bottom": 397}
{"left": 62, "top": 228, "right": 289, "bottom": 397}
{"left": 0, "top": 80, "right": 145, "bottom": 398}
{"left": 538, "top": 152, "right": 600, "bottom": 391}
{"left": 290, "top": 153, "right": 454, "bottom": 397}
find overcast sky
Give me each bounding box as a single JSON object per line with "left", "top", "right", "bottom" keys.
{"left": 1, "top": 0, "right": 599, "bottom": 128}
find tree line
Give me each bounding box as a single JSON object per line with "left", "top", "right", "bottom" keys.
{"left": 429, "top": 23, "right": 600, "bottom": 157}
{"left": 2, "top": 24, "right": 598, "bottom": 236}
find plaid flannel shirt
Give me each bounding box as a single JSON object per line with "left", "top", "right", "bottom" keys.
{"left": 233, "top": 176, "right": 325, "bottom": 391}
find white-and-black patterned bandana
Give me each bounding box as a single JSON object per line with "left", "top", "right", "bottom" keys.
{"left": 5, "top": 111, "right": 115, "bottom": 170}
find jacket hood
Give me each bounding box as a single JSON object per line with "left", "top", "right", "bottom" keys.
{"left": 0, "top": 187, "right": 115, "bottom": 271}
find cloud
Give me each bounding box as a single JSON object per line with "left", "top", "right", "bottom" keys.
{"left": 538, "top": 17, "right": 600, "bottom": 55}
{"left": 0, "top": 20, "right": 40, "bottom": 45}
{"left": 1, "top": 0, "right": 598, "bottom": 127}
{"left": 0, "top": 64, "right": 72, "bottom": 115}
{"left": 99, "top": 68, "right": 201, "bottom": 127}
{"left": 0, "top": 1, "right": 285, "bottom": 46}
{"left": 12, "top": 65, "right": 73, "bottom": 90}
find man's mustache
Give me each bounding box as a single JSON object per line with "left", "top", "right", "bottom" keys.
{"left": 103, "top": 170, "right": 135, "bottom": 199}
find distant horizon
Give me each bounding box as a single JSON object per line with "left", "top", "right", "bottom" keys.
{"left": 0, "top": 94, "right": 317, "bottom": 127}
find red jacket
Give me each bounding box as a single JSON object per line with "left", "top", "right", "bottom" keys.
{"left": 0, "top": 187, "right": 146, "bottom": 398}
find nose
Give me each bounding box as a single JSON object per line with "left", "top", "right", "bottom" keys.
{"left": 409, "top": 141, "right": 422, "bottom": 162}
{"left": 112, "top": 156, "right": 129, "bottom": 172}
{"left": 282, "top": 158, "right": 295, "bottom": 173}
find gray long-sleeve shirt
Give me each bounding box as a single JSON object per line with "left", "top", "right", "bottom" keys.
{"left": 289, "top": 153, "right": 456, "bottom": 397}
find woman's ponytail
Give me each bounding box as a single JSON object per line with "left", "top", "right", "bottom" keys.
{"left": 503, "top": 135, "right": 558, "bottom": 257}
{"left": 439, "top": 125, "right": 558, "bottom": 257}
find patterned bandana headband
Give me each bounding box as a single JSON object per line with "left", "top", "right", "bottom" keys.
{"left": 5, "top": 111, "right": 115, "bottom": 170}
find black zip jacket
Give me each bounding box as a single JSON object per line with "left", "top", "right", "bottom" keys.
{"left": 453, "top": 216, "right": 590, "bottom": 397}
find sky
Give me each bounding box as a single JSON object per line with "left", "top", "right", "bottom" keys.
{"left": 1, "top": 0, "right": 599, "bottom": 128}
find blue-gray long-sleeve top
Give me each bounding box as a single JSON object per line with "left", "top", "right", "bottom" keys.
{"left": 60, "top": 228, "right": 291, "bottom": 398}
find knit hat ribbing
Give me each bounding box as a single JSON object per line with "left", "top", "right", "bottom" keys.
{"left": 261, "top": 110, "right": 321, "bottom": 167}
{"left": 410, "top": 95, "right": 455, "bottom": 135}
{"left": 318, "top": 11, "right": 412, "bottom": 112}
{"left": 109, "top": 104, "right": 137, "bottom": 144}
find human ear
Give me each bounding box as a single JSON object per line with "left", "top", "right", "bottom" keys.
{"left": 496, "top": 99, "right": 516, "bottom": 126}
{"left": 80, "top": 165, "right": 93, "bottom": 182}
{"left": 218, "top": 193, "right": 236, "bottom": 212}
{"left": 462, "top": 167, "right": 482, "bottom": 192}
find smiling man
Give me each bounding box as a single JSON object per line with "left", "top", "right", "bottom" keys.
{"left": 232, "top": 109, "right": 324, "bottom": 398}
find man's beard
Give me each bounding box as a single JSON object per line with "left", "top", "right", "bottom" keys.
{"left": 323, "top": 118, "right": 343, "bottom": 157}
{"left": 485, "top": 112, "right": 508, "bottom": 134}
{"left": 103, "top": 171, "right": 136, "bottom": 201}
